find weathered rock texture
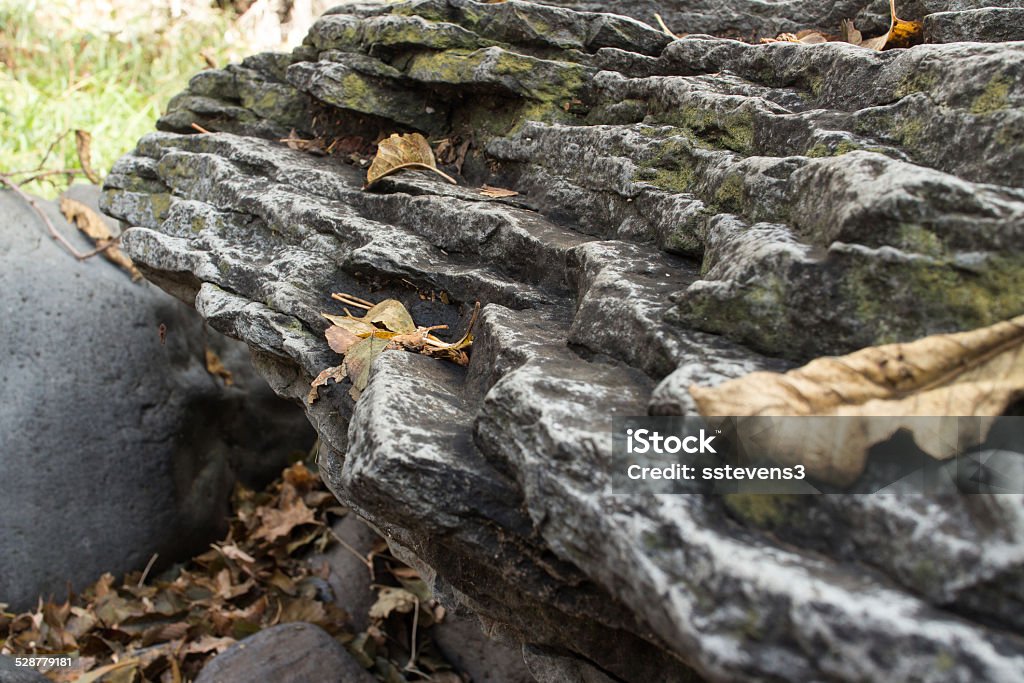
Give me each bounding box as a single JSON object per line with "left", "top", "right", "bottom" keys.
{"left": 102, "top": 0, "right": 1024, "bottom": 680}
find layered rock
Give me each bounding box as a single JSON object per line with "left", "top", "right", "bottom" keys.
{"left": 102, "top": 0, "right": 1024, "bottom": 680}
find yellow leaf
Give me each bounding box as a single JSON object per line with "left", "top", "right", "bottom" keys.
{"left": 364, "top": 298, "right": 416, "bottom": 334}
{"left": 842, "top": 0, "right": 922, "bottom": 51}
{"left": 690, "top": 315, "right": 1024, "bottom": 486}
{"left": 321, "top": 312, "right": 377, "bottom": 337}
{"left": 368, "top": 587, "right": 418, "bottom": 620}
{"left": 59, "top": 197, "right": 142, "bottom": 281}
{"left": 364, "top": 133, "right": 457, "bottom": 189}
{"left": 204, "top": 347, "right": 234, "bottom": 386}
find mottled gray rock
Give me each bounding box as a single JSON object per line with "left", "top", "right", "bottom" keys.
{"left": 101, "top": 0, "right": 1024, "bottom": 681}
{"left": 0, "top": 188, "right": 314, "bottom": 610}
{"left": 544, "top": 0, "right": 892, "bottom": 39}
{"left": 193, "top": 623, "right": 374, "bottom": 683}
{"left": 925, "top": 8, "right": 1024, "bottom": 43}
{"left": 0, "top": 657, "right": 49, "bottom": 683}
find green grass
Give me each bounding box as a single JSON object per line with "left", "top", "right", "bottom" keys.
{"left": 0, "top": 0, "right": 244, "bottom": 197}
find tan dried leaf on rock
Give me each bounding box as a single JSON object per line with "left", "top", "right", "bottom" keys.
{"left": 59, "top": 197, "right": 142, "bottom": 281}
{"left": 479, "top": 184, "right": 519, "bottom": 198}
{"left": 841, "top": 0, "right": 922, "bottom": 50}
{"left": 690, "top": 315, "right": 1024, "bottom": 486}
{"left": 364, "top": 132, "right": 457, "bottom": 189}
{"left": 74, "top": 129, "right": 101, "bottom": 184}
{"left": 204, "top": 347, "right": 234, "bottom": 386}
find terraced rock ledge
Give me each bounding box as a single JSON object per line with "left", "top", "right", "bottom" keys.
{"left": 102, "top": 0, "right": 1024, "bottom": 680}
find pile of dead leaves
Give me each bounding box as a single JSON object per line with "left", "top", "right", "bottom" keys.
{"left": 761, "top": 0, "right": 922, "bottom": 50}
{"left": 0, "top": 462, "right": 459, "bottom": 682}
{"left": 308, "top": 293, "right": 478, "bottom": 404}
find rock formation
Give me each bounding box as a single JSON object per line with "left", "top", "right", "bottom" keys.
{"left": 102, "top": 0, "right": 1024, "bottom": 679}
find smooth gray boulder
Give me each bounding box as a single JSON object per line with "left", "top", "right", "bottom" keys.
{"left": 101, "top": 0, "right": 1024, "bottom": 680}
{"left": 194, "top": 623, "right": 374, "bottom": 683}
{"left": 0, "top": 187, "right": 315, "bottom": 610}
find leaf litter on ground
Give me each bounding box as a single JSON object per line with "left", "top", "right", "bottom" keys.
{"left": 0, "top": 461, "right": 460, "bottom": 682}
{"left": 309, "top": 293, "right": 480, "bottom": 404}
{"left": 58, "top": 197, "right": 142, "bottom": 281}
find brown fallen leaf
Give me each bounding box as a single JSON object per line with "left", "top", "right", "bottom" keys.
{"left": 842, "top": 0, "right": 922, "bottom": 50}
{"left": 59, "top": 198, "right": 141, "bottom": 281}
{"left": 279, "top": 128, "right": 328, "bottom": 155}
{"left": 253, "top": 486, "right": 318, "bottom": 542}
{"left": 690, "top": 315, "right": 1024, "bottom": 486}
{"left": 479, "top": 184, "right": 519, "bottom": 198}
{"left": 74, "top": 130, "right": 100, "bottom": 184}
{"left": 364, "top": 133, "right": 457, "bottom": 189}
{"left": 204, "top": 347, "right": 234, "bottom": 386}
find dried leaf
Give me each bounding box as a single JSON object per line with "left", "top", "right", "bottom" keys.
{"left": 325, "top": 325, "right": 361, "bottom": 355}
{"left": 321, "top": 312, "right": 377, "bottom": 337}
{"left": 279, "top": 129, "right": 327, "bottom": 155}
{"left": 762, "top": 31, "right": 828, "bottom": 44}
{"left": 364, "top": 133, "right": 457, "bottom": 189}
{"left": 690, "top": 315, "right": 1024, "bottom": 486}
{"left": 479, "top": 184, "right": 519, "bottom": 198}
{"left": 72, "top": 658, "right": 140, "bottom": 683}
{"left": 75, "top": 129, "right": 101, "bottom": 184}
{"left": 253, "top": 487, "right": 318, "bottom": 542}
{"left": 307, "top": 364, "right": 347, "bottom": 405}
{"left": 364, "top": 299, "right": 416, "bottom": 335}
{"left": 59, "top": 198, "right": 141, "bottom": 281}
{"left": 841, "top": 0, "right": 922, "bottom": 50}
{"left": 368, "top": 587, "right": 418, "bottom": 620}
{"left": 204, "top": 348, "right": 234, "bottom": 386}
{"left": 343, "top": 333, "right": 391, "bottom": 401}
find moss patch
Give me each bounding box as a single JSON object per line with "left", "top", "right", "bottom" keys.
{"left": 971, "top": 76, "right": 1011, "bottom": 115}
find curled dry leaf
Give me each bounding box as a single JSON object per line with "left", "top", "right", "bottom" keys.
{"left": 690, "top": 315, "right": 1024, "bottom": 486}
{"left": 843, "top": 0, "right": 922, "bottom": 50}
{"left": 74, "top": 129, "right": 101, "bottom": 184}
{"left": 364, "top": 133, "right": 457, "bottom": 189}
{"left": 204, "top": 347, "right": 234, "bottom": 386}
{"left": 59, "top": 197, "right": 142, "bottom": 281}
{"left": 479, "top": 184, "right": 519, "bottom": 198}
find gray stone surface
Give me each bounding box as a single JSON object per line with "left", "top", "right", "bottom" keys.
{"left": 193, "top": 623, "right": 374, "bottom": 683}
{"left": 0, "top": 187, "right": 315, "bottom": 610}
{"left": 101, "top": 1, "right": 1024, "bottom": 681}
{"left": 925, "top": 8, "right": 1024, "bottom": 43}
{"left": 0, "top": 657, "right": 49, "bottom": 683}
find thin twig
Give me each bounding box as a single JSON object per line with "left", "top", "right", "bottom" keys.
{"left": 405, "top": 595, "right": 420, "bottom": 672}
{"left": 654, "top": 13, "right": 677, "bottom": 38}
{"left": 35, "top": 130, "right": 69, "bottom": 171}
{"left": 0, "top": 173, "right": 115, "bottom": 260}
{"left": 137, "top": 553, "right": 159, "bottom": 588}
{"left": 331, "top": 292, "right": 374, "bottom": 309}
{"left": 190, "top": 122, "right": 213, "bottom": 134}
{"left": 5, "top": 168, "right": 84, "bottom": 180}
{"left": 328, "top": 528, "right": 375, "bottom": 578}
